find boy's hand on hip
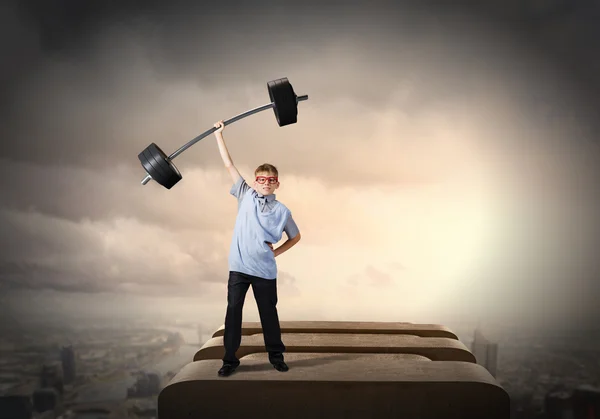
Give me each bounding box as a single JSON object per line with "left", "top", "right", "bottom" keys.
{"left": 267, "top": 242, "right": 276, "bottom": 256}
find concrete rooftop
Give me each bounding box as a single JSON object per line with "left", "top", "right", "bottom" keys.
{"left": 159, "top": 320, "right": 510, "bottom": 419}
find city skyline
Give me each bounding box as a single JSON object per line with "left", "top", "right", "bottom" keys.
{"left": 2, "top": 315, "right": 599, "bottom": 418}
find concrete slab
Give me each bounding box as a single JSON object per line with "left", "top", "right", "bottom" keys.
{"left": 159, "top": 353, "right": 509, "bottom": 419}
{"left": 194, "top": 333, "right": 475, "bottom": 362}
{"left": 211, "top": 321, "right": 458, "bottom": 339}
{"left": 181, "top": 353, "right": 434, "bottom": 381}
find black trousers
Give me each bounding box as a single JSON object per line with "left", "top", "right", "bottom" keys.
{"left": 222, "top": 271, "right": 285, "bottom": 367}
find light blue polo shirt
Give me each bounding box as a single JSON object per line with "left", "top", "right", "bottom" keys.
{"left": 228, "top": 177, "right": 300, "bottom": 280}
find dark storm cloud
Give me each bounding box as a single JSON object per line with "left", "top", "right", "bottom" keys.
{"left": 0, "top": 261, "right": 108, "bottom": 293}
{"left": 0, "top": 0, "right": 598, "bottom": 172}
{"left": 15, "top": 0, "right": 169, "bottom": 49}
{"left": 0, "top": 159, "right": 239, "bottom": 231}
{"left": 0, "top": 205, "right": 229, "bottom": 297}
{"left": 5, "top": 0, "right": 600, "bottom": 90}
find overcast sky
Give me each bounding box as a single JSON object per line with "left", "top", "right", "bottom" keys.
{"left": 1, "top": 0, "right": 599, "bottom": 338}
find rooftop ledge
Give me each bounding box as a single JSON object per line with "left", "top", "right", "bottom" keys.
{"left": 211, "top": 321, "right": 458, "bottom": 339}
{"left": 159, "top": 321, "right": 509, "bottom": 419}
{"left": 195, "top": 333, "right": 474, "bottom": 362}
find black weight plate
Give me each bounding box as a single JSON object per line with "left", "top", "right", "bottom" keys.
{"left": 162, "top": 159, "right": 182, "bottom": 189}
{"left": 268, "top": 78, "right": 298, "bottom": 126}
{"left": 267, "top": 79, "right": 279, "bottom": 123}
{"left": 146, "top": 144, "right": 173, "bottom": 180}
{"left": 139, "top": 147, "right": 168, "bottom": 185}
{"left": 149, "top": 144, "right": 182, "bottom": 189}
{"left": 268, "top": 78, "right": 297, "bottom": 126}
{"left": 143, "top": 146, "right": 170, "bottom": 183}
{"left": 138, "top": 143, "right": 182, "bottom": 189}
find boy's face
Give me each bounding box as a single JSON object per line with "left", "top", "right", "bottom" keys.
{"left": 253, "top": 171, "right": 280, "bottom": 195}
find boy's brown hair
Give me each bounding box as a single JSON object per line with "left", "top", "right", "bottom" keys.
{"left": 255, "top": 163, "right": 278, "bottom": 177}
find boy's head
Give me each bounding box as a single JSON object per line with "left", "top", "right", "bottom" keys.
{"left": 253, "top": 163, "right": 279, "bottom": 196}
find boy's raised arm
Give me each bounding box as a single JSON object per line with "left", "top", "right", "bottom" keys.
{"left": 213, "top": 120, "right": 241, "bottom": 184}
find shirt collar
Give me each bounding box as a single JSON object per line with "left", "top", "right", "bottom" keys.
{"left": 257, "top": 192, "right": 276, "bottom": 202}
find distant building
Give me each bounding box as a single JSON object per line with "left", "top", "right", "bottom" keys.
{"left": 572, "top": 384, "right": 600, "bottom": 419}
{"left": 32, "top": 387, "right": 59, "bottom": 413}
{"left": 60, "top": 345, "right": 76, "bottom": 385}
{"left": 40, "top": 363, "right": 64, "bottom": 395}
{"left": 545, "top": 388, "right": 574, "bottom": 419}
{"left": 131, "top": 399, "right": 158, "bottom": 418}
{"left": 147, "top": 373, "right": 161, "bottom": 394}
{"left": 0, "top": 395, "right": 33, "bottom": 419}
{"left": 471, "top": 327, "right": 498, "bottom": 377}
{"left": 127, "top": 372, "right": 161, "bottom": 398}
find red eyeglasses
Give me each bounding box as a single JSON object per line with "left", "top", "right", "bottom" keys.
{"left": 255, "top": 176, "right": 278, "bottom": 184}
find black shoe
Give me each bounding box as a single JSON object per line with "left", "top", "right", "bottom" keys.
{"left": 218, "top": 364, "right": 237, "bottom": 377}
{"left": 272, "top": 361, "right": 289, "bottom": 372}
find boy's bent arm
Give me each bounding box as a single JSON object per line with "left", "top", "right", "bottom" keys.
{"left": 274, "top": 232, "right": 301, "bottom": 258}
{"left": 214, "top": 121, "right": 241, "bottom": 184}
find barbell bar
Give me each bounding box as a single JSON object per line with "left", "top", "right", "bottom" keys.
{"left": 138, "top": 77, "right": 308, "bottom": 189}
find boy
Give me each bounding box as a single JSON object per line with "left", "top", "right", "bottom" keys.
{"left": 213, "top": 120, "right": 301, "bottom": 377}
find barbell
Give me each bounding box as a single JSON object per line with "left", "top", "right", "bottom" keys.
{"left": 138, "top": 77, "right": 308, "bottom": 189}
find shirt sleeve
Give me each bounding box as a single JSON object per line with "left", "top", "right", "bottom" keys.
{"left": 284, "top": 214, "right": 300, "bottom": 239}
{"left": 230, "top": 177, "right": 250, "bottom": 203}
